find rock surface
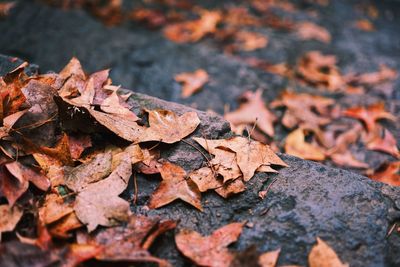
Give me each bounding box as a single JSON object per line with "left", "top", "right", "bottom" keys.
{"left": 2, "top": 54, "right": 400, "bottom": 267}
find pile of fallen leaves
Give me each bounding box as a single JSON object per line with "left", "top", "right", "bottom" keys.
{"left": 0, "top": 57, "right": 301, "bottom": 266}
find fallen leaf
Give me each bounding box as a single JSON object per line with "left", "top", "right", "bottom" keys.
{"left": 164, "top": 10, "right": 221, "bottom": 43}
{"left": 0, "top": 204, "right": 22, "bottom": 240}
{"left": 366, "top": 128, "right": 399, "bottom": 158}
{"left": 68, "top": 134, "right": 92, "bottom": 160}
{"left": 0, "top": 165, "right": 29, "bottom": 206}
{"left": 214, "top": 178, "right": 246, "bottom": 198}
{"left": 5, "top": 161, "right": 50, "bottom": 191}
{"left": 78, "top": 215, "right": 175, "bottom": 266}
{"left": 194, "top": 136, "right": 287, "bottom": 181}
{"left": 270, "top": 91, "right": 334, "bottom": 128}
{"left": 39, "top": 192, "right": 74, "bottom": 225}
{"left": 330, "top": 151, "right": 369, "bottom": 169}
{"left": 296, "top": 22, "right": 331, "bottom": 43}
{"left": 368, "top": 161, "right": 399, "bottom": 186}
{"left": 175, "top": 222, "right": 245, "bottom": 267}
{"left": 258, "top": 249, "right": 280, "bottom": 267}
{"left": 228, "top": 31, "right": 268, "bottom": 52}
{"left": 189, "top": 167, "right": 221, "bottom": 192}
{"left": 100, "top": 91, "right": 139, "bottom": 121}
{"left": 73, "top": 151, "right": 132, "bottom": 232}
{"left": 349, "top": 64, "right": 397, "bottom": 86}
{"left": 175, "top": 69, "right": 209, "bottom": 98}
{"left": 224, "top": 89, "right": 276, "bottom": 137}
{"left": 343, "top": 102, "right": 396, "bottom": 132}
{"left": 148, "top": 161, "right": 202, "bottom": 211}
{"left": 354, "top": 19, "right": 375, "bottom": 31}
{"left": 0, "top": 2, "right": 15, "bottom": 18}
{"left": 284, "top": 128, "right": 326, "bottom": 161}
{"left": 308, "top": 237, "right": 349, "bottom": 267}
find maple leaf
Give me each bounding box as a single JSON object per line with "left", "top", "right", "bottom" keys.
{"left": 71, "top": 151, "right": 132, "bottom": 232}
{"left": 148, "top": 161, "right": 202, "bottom": 211}
{"left": 189, "top": 166, "right": 222, "bottom": 192}
{"left": 175, "top": 69, "right": 209, "bottom": 98}
{"left": 296, "top": 22, "right": 331, "bottom": 43}
{"left": 135, "top": 147, "right": 161, "bottom": 174}
{"left": 270, "top": 91, "right": 334, "bottom": 129}
{"left": 284, "top": 128, "right": 326, "bottom": 161}
{"left": 78, "top": 215, "right": 176, "bottom": 266}
{"left": 164, "top": 10, "right": 221, "bottom": 43}
{"left": 308, "top": 237, "right": 349, "bottom": 267}
{"left": 366, "top": 128, "right": 399, "bottom": 158}
{"left": 175, "top": 222, "right": 245, "bottom": 267}
{"left": 194, "top": 136, "right": 287, "bottom": 181}
{"left": 214, "top": 178, "right": 246, "bottom": 198}
{"left": 224, "top": 90, "right": 276, "bottom": 137}
{"left": 0, "top": 204, "right": 22, "bottom": 240}
{"left": 368, "top": 161, "right": 399, "bottom": 186}
{"left": 343, "top": 102, "right": 396, "bottom": 132}
{"left": 258, "top": 249, "right": 280, "bottom": 267}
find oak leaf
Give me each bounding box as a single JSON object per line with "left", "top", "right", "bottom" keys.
{"left": 175, "top": 222, "right": 245, "bottom": 267}
{"left": 148, "top": 161, "right": 202, "bottom": 211}
{"left": 175, "top": 69, "right": 209, "bottom": 98}
{"left": 308, "top": 237, "right": 349, "bottom": 267}
{"left": 224, "top": 89, "right": 276, "bottom": 137}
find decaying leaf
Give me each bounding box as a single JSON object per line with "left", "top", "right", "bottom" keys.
{"left": 0, "top": 204, "right": 22, "bottom": 240}
{"left": 296, "top": 22, "right": 331, "bottom": 43}
{"left": 343, "top": 102, "right": 396, "bottom": 132}
{"left": 308, "top": 237, "right": 349, "bottom": 267}
{"left": 148, "top": 161, "right": 203, "bottom": 211}
{"left": 189, "top": 167, "right": 221, "bottom": 192}
{"left": 72, "top": 151, "right": 132, "bottom": 232}
{"left": 175, "top": 69, "right": 209, "bottom": 98}
{"left": 366, "top": 128, "right": 399, "bottom": 158}
{"left": 78, "top": 215, "right": 176, "bottom": 266}
{"left": 258, "top": 249, "right": 280, "bottom": 267}
{"left": 194, "top": 136, "right": 287, "bottom": 181}
{"left": 214, "top": 178, "right": 246, "bottom": 198}
{"left": 227, "top": 31, "right": 268, "bottom": 52}
{"left": 224, "top": 89, "right": 276, "bottom": 137}
{"left": 284, "top": 128, "right": 326, "bottom": 161}
{"left": 175, "top": 222, "right": 245, "bottom": 267}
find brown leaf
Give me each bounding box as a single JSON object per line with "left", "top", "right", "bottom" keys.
{"left": 308, "top": 237, "right": 349, "bottom": 267}
{"left": 0, "top": 204, "right": 22, "bottom": 239}
{"left": 258, "top": 249, "right": 280, "bottom": 267}
{"left": 38, "top": 133, "right": 74, "bottom": 166}
{"left": 0, "top": 165, "right": 29, "bottom": 206}
{"left": 296, "top": 22, "right": 331, "bottom": 43}
{"left": 0, "top": 2, "right": 15, "bottom": 18}
{"left": 228, "top": 31, "right": 268, "bottom": 52}
{"left": 100, "top": 91, "right": 139, "bottom": 121}
{"left": 175, "top": 222, "right": 245, "bottom": 267}
{"left": 78, "top": 215, "right": 175, "bottom": 266}
{"left": 136, "top": 148, "right": 161, "bottom": 174}
{"left": 224, "top": 90, "right": 276, "bottom": 137}
{"left": 189, "top": 167, "right": 221, "bottom": 192}
{"left": 270, "top": 91, "right": 334, "bottom": 128}
{"left": 39, "top": 192, "right": 74, "bottom": 225}
{"left": 354, "top": 19, "right": 375, "bottom": 31}
{"left": 366, "top": 128, "right": 399, "bottom": 158}
{"left": 33, "top": 153, "right": 65, "bottom": 187}
{"left": 68, "top": 134, "right": 92, "bottom": 160}
{"left": 330, "top": 151, "right": 369, "bottom": 169}
{"left": 351, "top": 64, "right": 397, "bottom": 85}
{"left": 368, "top": 161, "right": 399, "bottom": 186}
{"left": 164, "top": 10, "right": 221, "bottom": 43}
{"left": 284, "top": 128, "right": 326, "bottom": 161}
{"left": 194, "top": 136, "right": 287, "bottom": 181}
{"left": 149, "top": 161, "right": 202, "bottom": 211}
{"left": 73, "top": 151, "right": 132, "bottom": 232}
{"left": 343, "top": 102, "right": 396, "bottom": 132}
{"left": 175, "top": 69, "right": 209, "bottom": 98}
{"left": 5, "top": 161, "right": 50, "bottom": 191}
{"left": 214, "top": 178, "right": 246, "bottom": 198}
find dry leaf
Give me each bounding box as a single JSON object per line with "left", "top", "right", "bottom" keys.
{"left": 354, "top": 19, "right": 375, "bottom": 31}
{"left": 368, "top": 161, "right": 399, "bottom": 186}
{"left": 285, "top": 128, "right": 326, "bottom": 161}
{"left": 100, "top": 91, "right": 139, "bottom": 121}
{"left": 224, "top": 89, "right": 276, "bottom": 137}
{"left": 175, "top": 222, "right": 245, "bottom": 267}
{"left": 0, "top": 2, "right": 15, "bottom": 18}
{"left": 228, "top": 31, "right": 268, "bottom": 52}
{"left": 73, "top": 151, "right": 132, "bottom": 232}
{"left": 189, "top": 167, "right": 221, "bottom": 192}
{"left": 175, "top": 69, "right": 209, "bottom": 98}
{"left": 343, "top": 102, "right": 396, "bottom": 132}
{"left": 164, "top": 10, "right": 221, "bottom": 43}
{"left": 366, "top": 128, "right": 399, "bottom": 158}
{"left": 78, "top": 215, "right": 175, "bottom": 266}
{"left": 194, "top": 136, "right": 287, "bottom": 181}
{"left": 214, "top": 178, "right": 246, "bottom": 198}
{"left": 0, "top": 204, "right": 22, "bottom": 240}
{"left": 258, "top": 249, "right": 280, "bottom": 267}
{"left": 296, "top": 22, "right": 331, "bottom": 43}
{"left": 148, "top": 161, "right": 202, "bottom": 211}
{"left": 68, "top": 134, "right": 92, "bottom": 160}
{"left": 308, "top": 237, "right": 349, "bottom": 267}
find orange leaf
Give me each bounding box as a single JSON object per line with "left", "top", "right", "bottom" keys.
{"left": 308, "top": 237, "right": 349, "bottom": 267}
{"left": 284, "top": 128, "right": 326, "bottom": 161}
{"left": 175, "top": 69, "right": 209, "bottom": 98}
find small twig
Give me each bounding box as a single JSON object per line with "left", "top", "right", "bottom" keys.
{"left": 147, "top": 140, "right": 161, "bottom": 151}
{"left": 12, "top": 113, "right": 58, "bottom": 131}
{"left": 386, "top": 223, "right": 397, "bottom": 238}
{"left": 246, "top": 118, "right": 258, "bottom": 142}
{"left": 133, "top": 172, "right": 138, "bottom": 205}
{"left": 264, "top": 178, "right": 277, "bottom": 197}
